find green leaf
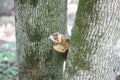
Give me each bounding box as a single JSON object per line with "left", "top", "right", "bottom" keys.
{"left": 3, "top": 67, "right": 18, "bottom": 75}
{"left": 3, "top": 42, "right": 15, "bottom": 49}
{"left": 3, "top": 75, "right": 12, "bottom": 80}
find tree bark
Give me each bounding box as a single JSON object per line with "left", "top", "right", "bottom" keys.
{"left": 15, "top": 0, "right": 67, "bottom": 80}
{"left": 65, "top": 0, "right": 120, "bottom": 80}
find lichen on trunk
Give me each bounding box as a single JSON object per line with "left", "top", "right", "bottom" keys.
{"left": 15, "top": 0, "right": 67, "bottom": 80}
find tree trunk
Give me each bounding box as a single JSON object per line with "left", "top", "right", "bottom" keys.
{"left": 15, "top": 0, "right": 67, "bottom": 80}
{"left": 65, "top": 0, "right": 120, "bottom": 80}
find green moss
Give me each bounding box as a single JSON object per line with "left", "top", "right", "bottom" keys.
{"left": 30, "top": 0, "right": 38, "bottom": 7}
{"left": 15, "top": 0, "right": 67, "bottom": 79}
{"left": 19, "top": 0, "right": 27, "bottom": 4}
{"left": 67, "top": 0, "right": 98, "bottom": 75}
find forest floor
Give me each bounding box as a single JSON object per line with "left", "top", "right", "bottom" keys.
{"left": 0, "top": 15, "right": 17, "bottom": 80}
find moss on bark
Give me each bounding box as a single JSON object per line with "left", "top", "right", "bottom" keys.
{"left": 15, "top": 0, "right": 67, "bottom": 80}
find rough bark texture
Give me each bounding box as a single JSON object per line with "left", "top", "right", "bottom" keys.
{"left": 65, "top": 0, "right": 120, "bottom": 80}
{"left": 15, "top": 0, "right": 66, "bottom": 80}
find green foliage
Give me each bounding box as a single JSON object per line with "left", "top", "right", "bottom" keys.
{"left": 0, "top": 42, "right": 18, "bottom": 80}
{"left": 3, "top": 42, "right": 15, "bottom": 49}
